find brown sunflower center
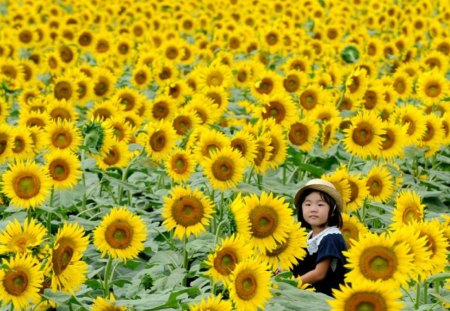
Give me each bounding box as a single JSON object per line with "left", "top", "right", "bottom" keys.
{"left": 59, "top": 47, "right": 74, "bottom": 63}
{"left": 51, "top": 107, "right": 72, "bottom": 121}
{"left": 94, "top": 78, "right": 110, "bottom": 97}
{"left": 237, "top": 69, "right": 248, "bottom": 83}
{"left": 78, "top": 32, "right": 93, "bottom": 46}
{"left": 13, "top": 173, "right": 41, "bottom": 199}
{"left": 289, "top": 122, "right": 308, "bottom": 145}
{"left": 52, "top": 238, "right": 74, "bottom": 275}
{"left": 250, "top": 205, "right": 279, "bottom": 238}
{"left": 300, "top": 90, "right": 317, "bottom": 110}
{"left": 119, "top": 94, "right": 136, "bottom": 111}
{"left": 171, "top": 196, "right": 204, "bottom": 227}
{"left": 103, "top": 147, "right": 120, "bottom": 165}
{"left": 342, "top": 223, "right": 359, "bottom": 244}
{"left": 381, "top": 129, "right": 395, "bottom": 150}
{"left": 54, "top": 81, "right": 73, "bottom": 100}
{"left": 367, "top": 176, "right": 382, "bottom": 196}
{"left": 207, "top": 72, "right": 224, "bottom": 87}
{"left": 352, "top": 122, "right": 374, "bottom": 146}
{"left": 19, "top": 30, "right": 32, "bottom": 44}
{"left": 359, "top": 246, "right": 397, "bottom": 280}
{"left": 172, "top": 155, "right": 188, "bottom": 174}
{"left": 348, "top": 180, "right": 359, "bottom": 204}
{"left": 149, "top": 130, "right": 166, "bottom": 152}
{"left": 134, "top": 70, "right": 148, "bottom": 85}
{"left": 96, "top": 39, "right": 110, "bottom": 53}
{"left": 424, "top": 82, "right": 441, "bottom": 98}
{"left": 363, "top": 90, "right": 377, "bottom": 109}
{"left": 256, "top": 78, "right": 274, "bottom": 94}
{"left": 105, "top": 220, "right": 134, "bottom": 249}
{"left": 12, "top": 137, "right": 25, "bottom": 153}
{"left": 402, "top": 206, "right": 421, "bottom": 224}
{"left": 422, "top": 233, "right": 437, "bottom": 256}
{"left": 152, "top": 101, "right": 169, "bottom": 120}
{"left": 173, "top": 116, "right": 192, "bottom": 135}
{"left": 266, "top": 237, "right": 289, "bottom": 256}
{"left": 158, "top": 67, "right": 172, "bottom": 80}
{"left": 266, "top": 32, "right": 278, "bottom": 45}
{"left": 283, "top": 74, "right": 300, "bottom": 92}
{"left": 393, "top": 78, "right": 406, "bottom": 94}
{"left": 49, "top": 159, "right": 70, "bottom": 181}
{"left": 231, "top": 138, "right": 247, "bottom": 157}
{"left": 254, "top": 142, "right": 266, "bottom": 166}
{"left": 268, "top": 137, "right": 279, "bottom": 161}
{"left": 53, "top": 131, "right": 72, "bottom": 148}
{"left": 212, "top": 157, "right": 234, "bottom": 181}
{"left": 93, "top": 108, "right": 112, "bottom": 120}
{"left": 262, "top": 101, "right": 286, "bottom": 123}
{"left": 206, "top": 91, "right": 223, "bottom": 107}
{"left": 165, "top": 47, "right": 178, "bottom": 59}
{"left": 213, "top": 247, "right": 238, "bottom": 275}
{"left": 3, "top": 270, "right": 28, "bottom": 296}
{"left": 347, "top": 292, "right": 386, "bottom": 311}
{"left": 422, "top": 122, "right": 434, "bottom": 142}
{"left": 348, "top": 76, "right": 360, "bottom": 93}
{"left": 235, "top": 270, "right": 257, "bottom": 300}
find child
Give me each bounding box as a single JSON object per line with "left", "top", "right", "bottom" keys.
{"left": 290, "top": 178, "right": 348, "bottom": 296}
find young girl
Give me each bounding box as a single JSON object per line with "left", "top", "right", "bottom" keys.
{"left": 291, "top": 178, "right": 348, "bottom": 296}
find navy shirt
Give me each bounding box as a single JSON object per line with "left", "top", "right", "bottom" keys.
{"left": 291, "top": 229, "right": 348, "bottom": 296}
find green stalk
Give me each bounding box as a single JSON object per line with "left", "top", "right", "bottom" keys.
{"left": 347, "top": 154, "right": 354, "bottom": 171}
{"left": 47, "top": 186, "right": 55, "bottom": 233}
{"left": 282, "top": 163, "right": 287, "bottom": 185}
{"left": 415, "top": 277, "right": 421, "bottom": 309}
{"left": 182, "top": 235, "right": 188, "bottom": 287}
{"left": 257, "top": 174, "right": 263, "bottom": 190}
{"left": 103, "top": 256, "right": 114, "bottom": 297}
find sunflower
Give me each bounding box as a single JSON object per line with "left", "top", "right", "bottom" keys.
{"left": 344, "top": 232, "right": 413, "bottom": 288}
{"left": 88, "top": 99, "right": 121, "bottom": 121}
{"left": 202, "top": 86, "right": 230, "bottom": 115}
{"left": 282, "top": 69, "right": 305, "bottom": 93}
{"left": 0, "top": 218, "right": 47, "bottom": 254}
{"left": 416, "top": 71, "right": 449, "bottom": 105}
{"left": 230, "top": 130, "right": 257, "bottom": 164}
{"left": 415, "top": 220, "right": 449, "bottom": 276}
{"left": 131, "top": 64, "right": 153, "bottom": 90}
{"left": 148, "top": 95, "right": 178, "bottom": 122}
{"left": 228, "top": 258, "right": 272, "bottom": 311}
{"left": 0, "top": 253, "right": 43, "bottom": 310}
{"left": 153, "top": 61, "right": 178, "bottom": 84}
{"left": 94, "top": 207, "right": 146, "bottom": 261}
{"left": 343, "top": 110, "right": 384, "bottom": 159}
{"left": 298, "top": 84, "right": 326, "bottom": 111}
{"left": 50, "top": 222, "right": 89, "bottom": 293}
{"left": 52, "top": 75, "right": 78, "bottom": 102}
{"left": 172, "top": 108, "right": 202, "bottom": 137}
{"left": 104, "top": 115, "right": 134, "bottom": 143}
{"left": 202, "top": 147, "right": 246, "bottom": 191}
{"left": 92, "top": 293, "right": 127, "bottom": 311}
{"left": 257, "top": 221, "right": 307, "bottom": 271}
{"left": 91, "top": 68, "right": 116, "bottom": 99}
{"left": 45, "top": 120, "right": 82, "bottom": 152}
{"left": 2, "top": 160, "right": 51, "bottom": 209}
{"left": 10, "top": 126, "right": 35, "bottom": 161}
{"left": 94, "top": 139, "right": 133, "bottom": 170}
{"left": 389, "top": 224, "right": 433, "bottom": 281}
{"left": 205, "top": 234, "right": 254, "bottom": 285}
{"left": 341, "top": 213, "right": 369, "bottom": 249}
{"left": 321, "top": 119, "right": 340, "bottom": 152}
{"left": 257, "top": 93, "right": 297, "bottom": 128}
{"left": 186, "top": 94, "right": 222, "bottom": 126}
{"left": 250, "top": 70, "right": 283, "bottom": 101}
{"left": 162, "top": 186, "right": 214, "bottom": 240}
{"left": 44, "top": 149, "right": 81, "bottom": 189}
{"left": 390, "top": 190, "right": 425, "bottom": 229}
{"left": 329, "top": 280, "right": 404, "bottom": 311}
{"left": 0, "top": 124, "right": 14, "bottom": 163}
{"left": 391, "top": 104, "right": 427, "bottom": 145}
{"left": 365, "top": 164, "right": 394, "bottom": 203}
{"left": 193, "top": 128, "right": 230, "bottom": 160}
{"left": 233, "top": 192, "right": 293, "bottom": 253}
{"left": 345, "top": 67, "right": 369, "bottom": 99}
{"left": 233, "top": 60, "right": 257, "bottom": 88}
{"left": 251, "top": 133, "right": 273, "bottom": 175}
{"left": 419, "top": 113, "right": 445, "bottom": 157}
{"left": 113, "top": 88, "right": 145, "bottom": 114}
{"left": 287, "top": 117, "right": 319, "bottom": 152}
{"left": 47, "top": 98, "right": 78, "bottom": 123}
{"left": 165, "top": 148, "right": 196, "bottom": 184}
{"left": 197, "top": 63, "right": 233, "bottom": 90}
{"left": 138, "top": 120, "right": 177, "bottom": 162}
{"left": 378, "top": 121, "right": 408, "bottom": 159}
{"left": 265, "top": 123, "right": 288, "bottom": 170}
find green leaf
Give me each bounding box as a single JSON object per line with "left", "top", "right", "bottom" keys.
{"left": 341, "top": 46, "right": 360, "bottom": 63}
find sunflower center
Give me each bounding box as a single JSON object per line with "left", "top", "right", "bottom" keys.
{"left": 347, "top": 292, "right": 386, "bottom": 311}
{"left": 104, "top": 220, "right": 134, "bottom": 249}
{"left": 268, "top": 137, "right": 279, "bottom": 161}
{"left": 0, "top": 133, "right": 8, "bottom": 155}
{"left": 52, "top": 239, "right": 74, "bottom": 275}
{"left": 363, "top": 90, "right": 377, "bottom": 109}
{"left": 266, "top": 238, "right": 289, "bottom": 256}
{"left": 348, "top": 180, "right": 359, "bottom": 203}
{"left": 256, "top": 78, "right": 274, "bottom": 94}
{"left": 53, "top": 131, "right": 71, "bottom": 148}
{"left": 231, "top": 139, "right": 247, "bottom": 157}
{"left": 348, "top": 76, "right": 360, "bottom": 93}
{"left": 3, "top": 270, "right": 28, "bottom": 296}
{"left": 119, "top": 94, "right": 136, "bottom": 111}
{"left": 262, "top": 101, "right": 286, "bottom": 123}
{"left": 425, "top": 82, "right": 441, "bottom": 97}
{"left": 213, "top": 248, "right": 237, "bottom": 275}
{"left": 352, "top": 122, "right": 374, "bottom": 146}
{"left": 422, "top": 233, "right": 437, "bottom": 256}
{"left": 402, "top": 207, "right": 420, "bottom": 224}
{"left": 59, "top": 47, "right": 74, "bottom": 63}
{"left": 14, "top": 174, "right": 41, "bottom": 199}
{"left": 266, "top": 32, "right": 278, "bottom": 45}
{"left": 283, "top": 74, "right": 300, "bottom": 92}
{"left": 165, "top": 47, "right": 178, "bottom": 59}
{"left": 250, "top": 205, "right": 279, "bottom": 238}
{"left": 300, "top": 91, "right": 317, "bottom": 110}
{"left": 104, "top": 147, "right": 119, "bottom": 165}
{"left": 134, "top": 70, "right": 148, "bottom": 85}
{"left": 54, "top": 81, "right": 73, "bottom": 100}
{"left": 367, "top": 177, "right": 382, "bottom": 196}
{"left": 149, "top": 130, "right": 166, "bottom": 152}
{"left": 393, "top": 78, "right": 406, "bottom": 94}
{"left": 208, "top": 72, "right": 223, "bottom": 87}
{"left": 12, "top": 137, "right": 25, "bottom": 153}
{"left": 49, "top": 159, "right": 70, "bottom": 181}
{"left": 206, "top": 91, "right": 223, "bottom": 107}
{"left": 235, "top": 271, "right": 257, "bottom": 300}
{"left": 422, "top": 122, "right": 434, "bottom": 142}
{"left": 342, "top": 223, "right": 358, "bottom": 242}
{"left": 94, "top": 78, "right": 109, "bottom": 97}
{"left": 171, "top": 196, "right": 204, "bottom": 227}
{"left": 254, "top": 143, "right": 266, "bottom": 166}
{"left": 212, "top": 157, "right": 234, "bottom": 181}
{"left": 152, "top": 102, "right": 169, "bottom": 120}
{"left": 78, "top": 32, "right": 93, "bottom": 46}
{"left": 172, "top": 155, "right": 188, "bottom": 173}
{"left": 173, "top": 116, "right": 192, "bottom": 135}
{"left": 19, "top": 30, "right": 32, "bottom": 43}
{"left": 360, "top": 245, "right": 397, "bottom": 280}
{"left": 381, "top": 129, "right": 395, "bottom": 150}
{"left": 96, "top": 39, "right": 110, "bottom": 53}
{"left": 237, "top": 70, "right": 247, "bottom": 83}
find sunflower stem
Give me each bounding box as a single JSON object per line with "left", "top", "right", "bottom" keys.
{"left": 257, "top": 174, "right": 263, "bottom": 190}
{"left": 415, "top": 277, "right": 421, "bottom": 309}
{"left": 182, "top": 235, "right": 189, "bottom": 287}
{"left": 47, "top": 186, "right": 55, "bottom": 233}
{"left": 282, "top": 163, "right": 287, "bottom": 185}
{"left": 103, "top": 256, "right": 114, "bottom": 297}
{"left": 347, "top": 154, "right": 354, "bottom": 171}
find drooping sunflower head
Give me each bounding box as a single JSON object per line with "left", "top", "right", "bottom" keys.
{"left": 93, "top": 207, "right": 147, "bottom": 261}
{"left": 205, "top": 234, "right": 253, "bottom": 285}
{"left": 162, "top": 186, "right": 214, "bottom": 240}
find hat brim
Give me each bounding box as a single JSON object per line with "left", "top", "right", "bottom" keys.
{"left": 294, "top": 184, "right": 343, "bottom": 212}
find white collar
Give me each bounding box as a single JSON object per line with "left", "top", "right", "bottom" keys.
{"left": 306, "top": 226, "right": 341, "bottom": 255}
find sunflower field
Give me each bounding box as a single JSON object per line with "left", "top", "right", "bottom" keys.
{"left": 0, "top": 0, "right": 449, "bottom": 310}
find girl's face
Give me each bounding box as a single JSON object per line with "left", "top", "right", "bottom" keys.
{"left": 301, "top": 191, "right": 331, "bottom": 228}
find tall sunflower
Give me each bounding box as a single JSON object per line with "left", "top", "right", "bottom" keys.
{"left": 165, "top": 148, "right": 196, "bottom": 184}
{"left": 148, "top": 95, "right": 178, "bottom": 122}
{"left": 0, "top": 218, "right": 47, "bottom": 254}
{"left": 2, "top": 160, "right": 51, "bottom": 209}
{"left": 344, "top": 232, "right": 413, "bottom": 288}
{"left": 233, "top": 192, "right": 293, "bottom": 253}
{"left": 365, "top": 164, "right": 394, "bottom": 203}
{"left": 228, "top": 258, "right": 272, "bottom": 311}
{"left": 45, "top": 120, "right": 82, "bottom": 152}
{"left": 93, "top": 207, "right": 147, "bottom": 261}
{"left": 343, "top": 110, "right": 384, "bottom": 159}
{"left": 205, "top": 234, "right": 253, "bottom": 285}
{"left": 45, "top": 149, "right": 81, "bottom": 190}
{"left": 189, "top": 294, "right": 232, "bottom": 311}
{"left": 49, "top": 222, "right": 89, "bottom": 293}
{"left": 0, "top": 253, "right": 43, "bottom": 310}
{"left": 162, "top": 186, "right": 214, "bottom": 240}
{"left": 202, "top": 147, "right": 246, "bottom": 191}
{"left": 257, "top": 221, "right": 307, "bottom": 271}
{"left": 138, "top": 121, "right": 177, "bottom": 162}
{"left": 329, "top": 280, "right": 404, "bottom": 311}
{"left": 390, "top": 190, "right": 425, "bottom": 230}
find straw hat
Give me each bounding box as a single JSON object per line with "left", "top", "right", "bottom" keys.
{"left": 294, "top": 179, "right": 343, "bottom": 212}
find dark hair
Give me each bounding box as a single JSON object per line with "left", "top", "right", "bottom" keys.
{"left": 295, "top": 188, "right": 343, "bottom": 229}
